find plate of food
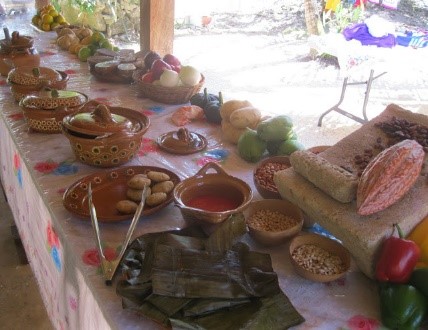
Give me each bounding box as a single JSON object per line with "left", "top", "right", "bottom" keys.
{"left": 63, "top": 166, "right": 180, "bottom": 222}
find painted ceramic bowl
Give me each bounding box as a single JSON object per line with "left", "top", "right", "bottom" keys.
{"left": 20, "top": 89, "right": 88, "bottom": 133}
{"left": 289, "top": 233, "right": 351, "bottom": 282}
{"left": 8, "top": 66, "right": 69, "bottom": 101}
{"left": 243, "top": 199, "right": 303, "bottom": 246}
{"left": 173, "top": 162, "right": 253, "bottom": 224}
{"left": 62, "top": 100, "right": 150, "bottom": 167}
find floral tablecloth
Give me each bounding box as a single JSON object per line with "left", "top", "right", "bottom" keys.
{"left": 0, "top": 15, "right": 385, "bottom": 330}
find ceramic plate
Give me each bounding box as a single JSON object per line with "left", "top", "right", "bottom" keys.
{"left": 63, "top": 166, "right": 180, "bottom": 222}
{"left": 157, "top": 131, "right": 207, "bottom": 154}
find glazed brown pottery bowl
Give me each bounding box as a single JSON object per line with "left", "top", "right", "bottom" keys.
{"left": 20, "top": 89, "right": 88, "bottom": 133}
{"left": 289, "top": 233, "right": 351, "bottom": 283}
{"left": 173, "top": 162, "right": 253, "bottom": 224}
{"left": 8, "top": 66, "right": 69, "bottom": 102}
{"left": 62, "top": 100, "right": 150, "bottom": 167}
{"left": 253, "top": 155, "right": 292, "bottom": 199}
{"left": 243, "top": 199, "right": 303, "bottom": 246}
{"left": 0, "top": 32, "right": 39, "bottom": 76}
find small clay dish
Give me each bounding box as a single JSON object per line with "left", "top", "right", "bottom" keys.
{"left": 244, "top": 199, "right": 303, "bottom": 246}
{"left": 0, "top": 31, "right": 34, "bottom": 53}
{"left": 20, "top": 88, "right": 88, "bottom": 134}
{"left": 253, "top": 156, "right": 291, "bottom": 199}
{"left": 8, "top": 66, "right": 63, "bottom": 86}
{"left": 173, "top": 162, "right": 252, "bottom": 224}
{"left": 157, "top": 128, "right": 207, "bottom": 154}
{"left": 289, "top": 233, "right": 351, "bottom": 282}
{"left": 87, "top": 55, "right": 115, "bottom": 72}
{"left": 62, "top": 100, "right": 150, "bottom": 167}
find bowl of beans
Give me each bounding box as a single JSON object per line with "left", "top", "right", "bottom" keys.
{"left": 253, "top": 156, "right": 291, "bottom": 199}
{"left": 244, "top": 199, "right": 304, "bottom": 246}
{"left": 289, "top": 233, "right": 351, "bottom": 282}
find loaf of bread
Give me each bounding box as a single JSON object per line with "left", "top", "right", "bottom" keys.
{"left": 290, "top": 150, "right": 358, "bottom": 203}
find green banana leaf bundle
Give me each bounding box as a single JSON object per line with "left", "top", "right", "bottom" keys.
{"left": 116, "top": 213, "right": 305, "bottom": 329}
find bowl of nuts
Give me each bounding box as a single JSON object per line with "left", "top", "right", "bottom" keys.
{"left": 253, "top": 156, "right": 292, "bottom": 199}
{"left": 244, "top": 199, "right": 304, "bottom": 246}
{"left": 289, "top": 233, "right": 351, "bottom": 282}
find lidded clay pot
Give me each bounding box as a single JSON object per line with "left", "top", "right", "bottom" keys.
{"left": 8, "top": 66, "right": 69, "bottom": 102}
{"left": 19, "top": 88, "right": 88, "bottom": 134}
{"left": 0, "top": 29, "right": 40, "bottom": 76}
{"left": 62, "top": 100, "right": 150, "bottom": 167}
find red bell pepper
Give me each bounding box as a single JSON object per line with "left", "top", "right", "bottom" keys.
{"left": 375, "top": 224, "right": 421, "bottom": 283}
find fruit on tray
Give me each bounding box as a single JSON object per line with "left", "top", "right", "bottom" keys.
{"left": 356, "top": 139, "right": 424, "bottom": 216}
{"left": 31, "top": 4, "right": 68, "bottom": 32}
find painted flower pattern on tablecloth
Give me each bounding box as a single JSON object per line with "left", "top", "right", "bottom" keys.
{"left": 34, "top": 160, "right": 78, "bottom": 175}
{"left": 82, "top": 247, "right": 119, "bottom": 274}
{"left": 63, "top": 69, "right": 77, "bottom": 75}
{"left": 0, "top": 78, "right": 7, "bottom": 86}
{"left": 46, "top": 222, "right": 62, "bottom": 272}
{"left": 346, "top": 314, "right": 381, "bottom": 330}
{"left": 13, "top": 152, "right": 23, "bottom": 188}
{"left": 138, "top": 137, "right": 159, "bottom": 156}
{"left": 195, "top": 148, "right": 229, "bottom": 166}
{"left": 142, "top": 105, "right": 165, "bottom": 116}
{"left": 8, "top": 113, "right": 24, "bottom": 121}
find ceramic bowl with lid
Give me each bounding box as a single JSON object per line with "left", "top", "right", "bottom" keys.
{"left": 62, "top": 100, "right": 150, "bottom": 167}
{"left": 173, "top": 162, "right": 253, "bottom": 225}
{"left": 20, "top": 88, "right": 88, "bottom": 133}
{"left": 0, "top": 30, "right": 40, "bottom": 76}
{"left": 8, "top": 66, "right": 69, "bottom": 101}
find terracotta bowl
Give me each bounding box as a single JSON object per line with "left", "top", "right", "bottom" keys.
{"left": 9, "top": 70, "right": 69, "bottom": 102}
{"left": 253, "top": 156, "right": 292, "bottom": 199}
{"left": 244, "top": 199, "right": 303, "bottom": 246}
{"left": 289, "top": 233, "right": 351, "bottom": 282}
{"left": 0, "top": 47, "right": 40, "bottom": 77}
{"left": 20, "top": 89, "right": 88, "bottom": 134}
{"left": 173, "top": 162, "right": 253, "bottom": 224}
{"left": 62, "top": 101, "right": 150, "bottom": 167}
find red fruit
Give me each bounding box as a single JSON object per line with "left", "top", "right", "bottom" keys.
{"left": 141, "top": 72, "right": 154, "bottom": 83}
{"left": 143, "top": 50, "right": 161, "bottom": 70}
{"left": 163, "top": 54, "right": 181, "bottom": 69}
{"left": 171, "top": 65, "right": 181, "bottom": 73}
{"left": 151, "top": 59, "right": 172, "bottom": 80}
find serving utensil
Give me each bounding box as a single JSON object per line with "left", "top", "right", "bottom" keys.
{"left": 88, "top": 182, "right": 147, "bottom": 285}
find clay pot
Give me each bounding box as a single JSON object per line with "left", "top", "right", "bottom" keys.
{"left": 8, "top": 66, "right": 69, "bottom": 102}
{"left": 0, "top": 32, "right": 40, "bottom": 76}
{"left": 173, "top": 162, "right": 253, "bottom": 225}
{"left": 20, "top": 88, "right": 88, "bottom": 134}
{"left": 62, "top": 100, "right": 150, "bottom": 167}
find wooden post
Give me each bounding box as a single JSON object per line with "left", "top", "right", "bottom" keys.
{"left": 139, "top": 0, "right": 175, "bottom": 55}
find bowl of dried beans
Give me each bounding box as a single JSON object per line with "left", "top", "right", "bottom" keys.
{"left": 244, "top": 199, "right": 303, "bottom": 246}
{"left": 253, "top": 156, "right": 291, "bottom": 199}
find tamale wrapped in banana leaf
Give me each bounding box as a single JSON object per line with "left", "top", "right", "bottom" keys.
{"left": 116, "top": 213, "right": 305, "bottom": 329}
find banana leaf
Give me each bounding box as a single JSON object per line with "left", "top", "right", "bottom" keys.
{"left": 117, "top": 213, "right": 305, "bottom": 329}
{"left": 183, "top": 298, "right": 251, "bottom": 317}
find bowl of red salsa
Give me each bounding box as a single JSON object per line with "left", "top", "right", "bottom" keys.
{"left": 173, "top": 162, "right": 253, "bottom": 224}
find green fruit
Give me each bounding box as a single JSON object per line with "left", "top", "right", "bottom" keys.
{"left": 409, "top": 268, "right": 428, "bottom": 298}
{"left": 91, "top": 31, "right": 105, "bottom": 43}
{"left": 100, "top": 39, "right": 114, "bottom": 50}
{"left": 276, "top": 139, "right": 305, "bottom": 156}
{"left": 237, "top": 128, "right": 267, "bottom": 163}
{"left": 78, "top": 46, "right": 92, "bottom": 62}
{"left": 257, "top": 115, "right": 294, "bottom": 142}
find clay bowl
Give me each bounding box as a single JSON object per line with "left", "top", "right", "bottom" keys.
{"left": 20, "top": 89, "right": 88, "bottom": 133}
{"left": 289, "top": 233, "right": 351, "bottom": 283}
{"left": 9, "top": 70, "right": 69, "bottom": 102}
{"left": 173, "top": 162, "right": 253, "bottom": 225}
{"left": 0, "top": 47, "right": 40, "bottom": 77}
{"left": 253, "top": 156, "right": 292, "bottom": 199}
{"left": 62, "top": 100, "right": 150, "bottom": 167}
{"left": 244, "top": 199, "right": 303, "bottom": 246}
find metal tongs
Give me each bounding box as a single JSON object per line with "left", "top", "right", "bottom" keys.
{"left": 88, "top": 182, "right": 148, "bottom": 285}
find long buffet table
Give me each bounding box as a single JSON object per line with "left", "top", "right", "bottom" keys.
{"left": 0, "top": 14, "right": 386, "bottom": 330}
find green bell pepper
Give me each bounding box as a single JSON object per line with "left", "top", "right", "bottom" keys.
{"left": 409, "top": 267, "right": 428, "bottom": 298}
{"left": 379, "top": 283, "right": 428, "bottom": 330}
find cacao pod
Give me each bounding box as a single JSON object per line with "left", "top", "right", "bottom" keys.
{"left": 357, "top": 139, "right": 425, "bottom": 216}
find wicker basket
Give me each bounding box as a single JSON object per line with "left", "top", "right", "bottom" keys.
{"left": 132, "top": 69, "right": 204, "bottom": 104}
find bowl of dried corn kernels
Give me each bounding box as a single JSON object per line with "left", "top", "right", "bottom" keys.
{"left": 289, "top": 233, "right": 351, "bottom": 282}
{"left": 243, "top": 199, "right": 303, "bottom": 246}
